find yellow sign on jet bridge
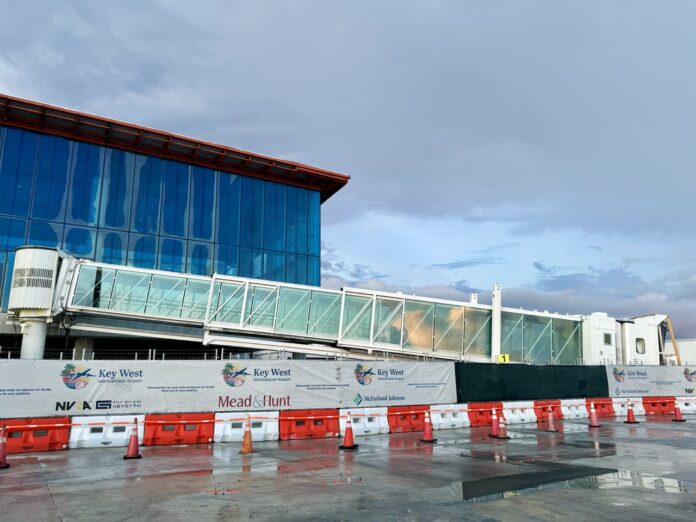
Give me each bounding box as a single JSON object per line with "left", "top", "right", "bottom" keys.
{"left": 497, "top": 354, "right": 510, "bottom": 363}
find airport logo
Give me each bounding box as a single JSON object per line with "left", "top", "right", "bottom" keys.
{"left": 354, "top": 393, "right": 363, "bottom": 406}
{"left": 60, "top": 363, "right": 95, "bottom": 390}
{"left": 612, "top": 368, "right": 626, "bottom": 383}
{"left": 222, "top": 363, "right": 250, "bottom": 387}
{"left": 354, "top": 364, "right": 375, "bottom": 385}
{"left": 684, "top": 368, "right": 696, "bottom": 383}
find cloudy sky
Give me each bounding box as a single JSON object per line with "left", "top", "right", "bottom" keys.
{"left": 2, "top": 1, "right": 695, "bottom": 335}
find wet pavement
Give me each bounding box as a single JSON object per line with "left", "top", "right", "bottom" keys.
{"left": 1, "top": 416, "right": 695, "bottom": 521}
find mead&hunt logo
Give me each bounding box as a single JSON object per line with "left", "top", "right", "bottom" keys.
{"left": 684, "top": 368, "right": 696, "bottom": 383}
{"left": 60, "top": 363, "right": 95, "bottom": 390}
{"left": 354, "top": 393, "right": 363, "bottom": 406}
{"left": 612, "top": 368, "right": 626, "bottom": 383}
{"left": 222, "top": 363, "right": 250, "bottom": 387}
{"left": 354, "top": 364, "right": 375, "bottom": 385}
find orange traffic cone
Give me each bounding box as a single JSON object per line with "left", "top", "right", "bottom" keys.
{"left": 420, "top": 410, "right": 437, "bottom": 444}
{"left": 123, "top": 418, "right": 142, "bottom": 460}
{"left": 588, "top": 402, "right": 601, "bottom": 428}
{"left": 496, "top": 416, "right": 511, "bottom": 440}
{"left": 672, "top": 404, "right": 686, "bottom": 423}
{"left": 339, "top": 411, "right": 359, "bottom": 450}
{"left": 547, "top": 407, "right": 558, "bottom": 432}
{"left": 489, "top": 408, "right": 499, "bottom": 438}
{"left": 0, "top": 425, "right": 10, "bottom": 470}
{"left": 239, "top": 414, "right": 254, "bottom": 454}
{"left": 624, "top": 400, "right": 639, "bottom": 424}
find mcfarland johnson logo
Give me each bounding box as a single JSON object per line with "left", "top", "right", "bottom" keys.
{"left": 60, "top": 363, "right": 95, "bottom": 390}
{"left": 222, "top": 363, "right": 250, "bottom": 387}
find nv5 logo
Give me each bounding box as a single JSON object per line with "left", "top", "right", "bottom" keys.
{"left": 55, "top": 400, "right": 112, "bottom": 411}
{"left": 686, "top": 388, "right": 694, "bottom": 394}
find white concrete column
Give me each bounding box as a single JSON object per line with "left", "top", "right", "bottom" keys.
{"left": 19, "top": 318, "right": 48, "bottom": 360}
{"left": 74, "top": 338, "right": 95, "bottom": 360}
{"left": 491, "top": 283, "right": 502, "bottom": 362}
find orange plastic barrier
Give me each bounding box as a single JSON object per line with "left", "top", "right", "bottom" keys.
{"left": 534, "top": 400, "right": 563, "bottom": 422}
{"left": 143, "top": 413, "right": 215, "bottom": 446}
{"left": 386, "top": 405, "right": 429, "bottom": 433}
{"left": 1, "top": 417, "right": 70, "bottom": 454}
{"left": 642, "top": 396, "right": 676, "bottom": 415}
{"left": 466, "top": 402, "right": 503, "bottom": 427}
{"left": 279, "top": 409, "right": 340, "bottom": 440}
{"left": 585, "top": 398, "right": 614, "bottom": 418}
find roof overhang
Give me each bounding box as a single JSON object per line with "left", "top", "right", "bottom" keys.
{"left": 0, "top": 93, "right": 349, "bottom": 202}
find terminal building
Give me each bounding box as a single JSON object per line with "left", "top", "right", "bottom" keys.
{"left": 0, "top": 94, "right": 681, "bottom": 366}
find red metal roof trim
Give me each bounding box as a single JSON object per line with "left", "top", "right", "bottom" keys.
{"left": 0, "top": 94, "right": 349, "bottom": 202}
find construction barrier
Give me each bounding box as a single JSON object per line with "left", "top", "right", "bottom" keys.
{"left": 143, "top": 413, "right": 215, "bottom": 446}
{"left": 676, "top": 397, "right": 696, "bottom": 415}
{"left": 642, "top": 396, "right": 676, "bottom": 416}
{"left": 534, "top": 400, "right": 563, "bottom": 422}
{"left": 387, "top": 405, "right": 428, "bottom": 433}
{"left": 214, "top": 412, "right": 279, "bottom": 443}
{"left": 466, "top": 402, "right": 503, "bottom": 427}
{"left": 429, "top": 404, "right": 471, "bottom": 430}
{"left": 279, "top": 409, "right": 340, "bottom": 440}
{"left": 503, "top": 401, "right": 537, "bottom": 425}
{"left": 612, "top": 399, "right": 646, "bottom": 418}
{"left": 561, "top": 399, "right": 589, "bottom": 419}
{"left": 69, "top": 415, "right": 145, "bottom": 449}
{"left": 1, "top": 416, "right": 70, "bottom": 454}
{"left": 585, "top": 398, "right": 614, "bottom": 418}
{"left": 339, "top": 407, "right": 389, "bottom": 437}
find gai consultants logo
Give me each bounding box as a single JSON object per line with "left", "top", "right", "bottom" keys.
{"left": 222, "top": 363, "right": 250, "bottom": 387}
{"left": 354, "top": 364, "right": 375, "bottom": 385}
{"left": 60, "top": 363, "right": 95, "bottom": 390}
{"left": 684, "top": 368, "right": 696, "bottom": 383}
{"left": 612, "top": 368, "right": 626, "bottom": 383}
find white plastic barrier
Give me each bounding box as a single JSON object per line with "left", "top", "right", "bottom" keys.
{"left": 612, "top": 398, "right": 646, "bottom": 417}
{"left": 503, "top": 401, "right": 537, "bottom": 425}
{"left": 560, "top": 399, "right": 589, "bottom": 420}
{"left": 429, "top": 404, "right": 470, "bottom": 430}
{"left": 676, "top": 397, "right": 696, "bottom": 415}
{"left": 339, "top": 407, "right": 389, "bottom": 436}
{"left": 69, "top": 415, "right": 145, "bottom": 449}
{"left": 214, "top": 411, "right": 279, "bottom": 443}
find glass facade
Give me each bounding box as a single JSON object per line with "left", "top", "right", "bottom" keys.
{"left": 501, "top": 311, "right": 582, "bottom": 364}
{"left": 0, "top": 125, "right": 321, "bottom": 309}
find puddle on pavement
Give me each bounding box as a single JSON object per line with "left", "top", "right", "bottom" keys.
{"left": 455, "top": 469, "right": 692, "bottom": 504}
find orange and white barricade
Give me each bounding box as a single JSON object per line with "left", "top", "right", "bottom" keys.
{"left": 339, "top": 407, "right": 389, "bottom": 437}
{"left": 214, "top": 411, "right": 279, "bottom": 442}
{"left": 503, "top": 401, "right": 536, "bottom": 425}
{"left": 69, "top": 415, "right": 145, "bottom": 449}
{"left": 429, "top": 404, "right": 470, "bottom": 430}
{"left": 612, "top": 398, "right": 646, "bottom": 418}
{"left": 676, "top": 397, "right": 696, "bottom": 415}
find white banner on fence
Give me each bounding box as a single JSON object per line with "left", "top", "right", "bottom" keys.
{"left": 606, "top": 365, "right": 696, "bottom": 397}
{"left": 0, "top": 360, "right": 456, "bottom": 418}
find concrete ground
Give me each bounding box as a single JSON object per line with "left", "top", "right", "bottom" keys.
{"left": 1, "top": 416, "right": 695, "bottom": 521}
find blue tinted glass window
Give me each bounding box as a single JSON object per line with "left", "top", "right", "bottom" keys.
{"left": 159, "top": 238, "right": 185, "bottom": 272}
{"left": 0, "top": 251, "right": 5, "bottom": 311}
{"left": 0, "top": 128, "right": 37, "bottom": 217}
{"left": 263, "top": 251, "right": 285, "bottom": 282}
{"left": 1, "top": 251, "right": 15, "bottom": 311}
{"left": 286, "top": 186, "right": 298, "bottom": 254}
{"left": 296, "top": 189, "right": 308, "bottom": 255}
{"left": 128, "top": 234, "right": 157, "bottom": 269}
{"left": 215, "top": 244, "right": 238, "bottom": 275}
{"left": 188, "top": 242, "right": 212, "bottom": 275}
{"left": 132, "top": 156, "right": 163, "bottom": 234}
{"left": 96, "top": 230, "right": 127, "bottom": 265}
{"left": 161, "top": 160, "right": 189, "bottom": 237}
{"left": 263, "top": 182, "right": 286, "bottom": 251}
{"left": 68, "top": 143, "right": 103, "bottom": 225}
{"left": 189, "top": 167, "right": 215, "bottom": 241}
{"left": 308, "top": 190, "right": 320, "bottom": 256}
{"left": 217, "top": 172, "right": 240, "bottom": 245}
{"left": 28, "top": 220, "right": 64, "bottom": 248}
{"left": 286, "top": 254, "right": 297, "bottom": 284}
{"left": 0, "top": 217, "right": 26, "bottom": 250}
{"left": 32, "top": 135, "right": 70, "bottom": 222}
{"left": 240, "top": 177, "right": 263, "bottom": 249}
{"left": 63, "top": 226, "right": 96, "bottom": 258}
{"left": 238, "top": 247, "right": 252, "bottom": 278}
{"left": 295, "top": 254, "right": 308, "bottom": 285}
{"left": 99, "top": 149, "right": 134, "bottom": 230}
